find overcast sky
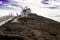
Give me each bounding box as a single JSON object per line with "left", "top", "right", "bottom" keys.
{"left": 0, "top": 0, "right": 21, "bottom": 16}
{"left": 0, "top": 0, "right": 60, "bottom": 22}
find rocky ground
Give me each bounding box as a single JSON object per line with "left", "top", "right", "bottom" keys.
{"left": 0, "top": 13, "right": 60, "bottom": 40}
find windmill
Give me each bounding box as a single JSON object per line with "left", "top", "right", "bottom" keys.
{"left": 21, "top": 6, "right": 31, "bottom": 17}
{"left": 20, "top": 0, "right": 32, "bottom": 17}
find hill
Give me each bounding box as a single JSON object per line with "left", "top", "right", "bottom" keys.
{"left": 0, "top": 15, "right": 13, "bottom": 22}
{"left": 0, "top": 13, "right": 60, "bottom": 40}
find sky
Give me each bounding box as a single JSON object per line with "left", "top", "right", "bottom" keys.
{"left": 0, "top": 0, "right": 21, "bottom": 16}
{"left": 0, "top": 0, "right": 60, "bottom": 22}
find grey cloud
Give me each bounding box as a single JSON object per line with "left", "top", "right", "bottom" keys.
{"left": 0, "top": 1, "right": 20, "bottom": 10}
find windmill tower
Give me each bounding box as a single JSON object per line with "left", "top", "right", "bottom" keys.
{"left": 21, "top": 6, "right": 31, "bottom": 17}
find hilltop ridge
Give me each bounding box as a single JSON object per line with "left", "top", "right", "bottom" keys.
{"left": 0, "top": 13, "right": 60, "bottom": 40}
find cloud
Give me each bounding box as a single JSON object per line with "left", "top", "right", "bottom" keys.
{"left": 0, "top": 0, "right": 20, "bottom": 10}
{"left": 41, "top": 0, "right": 49, "bottom": 4}
{"left": 0, "top": 6, "right": 17, "bottom": 10}
{"left": 11, "top": 4, "right": 20, "bottom": 7}
{"left": 54, "top": 15, "right": 60, "bottom": 17}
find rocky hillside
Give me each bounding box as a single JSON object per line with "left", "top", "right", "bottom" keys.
{"left": 0, "top": 13, "right": 60, "bottom": 40}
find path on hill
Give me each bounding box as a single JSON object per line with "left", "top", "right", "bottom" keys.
{"left": 11, "top": 17, "right": 21, "bottom": 23}
{"left": 0, "top": 18, "right": 13, "bottom": 26}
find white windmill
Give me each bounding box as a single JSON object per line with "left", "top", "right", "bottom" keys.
{"left": 21, "top": 6, "right": 31, "bottom": 17}
{"left": 20, "top": 0, "right": 31, "bottom": 17}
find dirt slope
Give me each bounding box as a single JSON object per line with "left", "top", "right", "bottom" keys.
{"left": 0, "top": 13, "right": 60, "bottom": 40}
